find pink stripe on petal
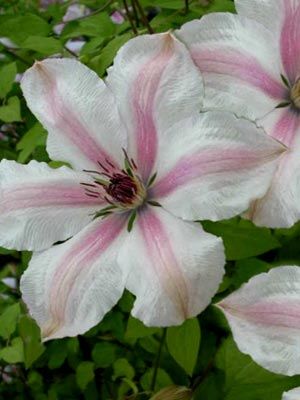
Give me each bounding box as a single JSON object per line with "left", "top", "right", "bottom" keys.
{"left": 132, "top": 36, "right": 175, "bottom": 181}
{"left": 280, "top": 1, "right": 300, "bottom": 82}
{"left": 3, "top": 184, "right": 102, "bottom": 212}
{"left": 35, "top": 63, "right": 117, "bottom": 169}
{"left": 45, "top": 214, "right": 126, "bottom": 337}
{"left": 152, "top": 148, "right": 269, "bottom": 199}
{"left": 270, "top": 109, "right": 300, "bottom": 146}
{"left": 192, "top": 49, "right": 285, "bottom": 100}
{"left": 221, "top": 300, "right": 300, "bottom": 330}
{"left": 138, "top": 207, "right": 189, "bottom": 318}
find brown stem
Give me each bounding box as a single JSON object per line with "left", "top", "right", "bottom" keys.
{"left": 123, "top": 0, "right": 138, "bottom": 35}
{"left": 150, "top": 329, "right": 167, "bottom": 391}
{"left": 130, "top": 0, "right": 140, "bottom": 27}
{"left": 132, "top": 0, "right": 154, "bottom": 34}
{"left": 184, "top": 0, "right": 189, "bottom": 13}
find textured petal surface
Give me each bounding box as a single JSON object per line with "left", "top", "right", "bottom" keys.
{"left": 150, "top": 112, "right": 285, "bottom": 221}
{"left": 21, "top": 58, "right": 127, "bottom": 171}
{"left": 177, "top": 14, "right": 285, "bottom": 120}
{"left": 106, "top": 33, "right": 203, "bottom": 182}
{"left": 0, "top": 160, "right": 102, "bottom": 251}
{"left": 21, "top": 214, "right": 127, "bottom": 340}
{"left": 236, "top": 0, "right": 300, "bottom": 81}
{"left": 218, "top": 266, "right": 300, "bottom": 376}
{"left": 118, "top": 206, "right": 225, "bottom": 327}
{"left": 246, "top": 111, "right": 300, "bottom": 228}
{"left": 282, "top": 387, "right": 300, "bottom": 400}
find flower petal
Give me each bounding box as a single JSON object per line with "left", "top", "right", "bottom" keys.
{"left": 218, "top": 266, "right": 300, "bottom": 376}
{"left": 177, "top": 14, "right": 285, "bottom": 120}
{"left": 21, "top": 214, "right": 127, "bottom": 340}
{"left": 236, "top": 0, "right": 300, "bottom": 81}
{"left": 118, "top": 206, "right": 225, "bottom": 327}
{"left": 0, "top": 160, "right": 102, "bottom": 251}
{"left": 246, "top": 110, "right": 300, "bottom": 228}
{"left": 235, "top": 0, "right": 285, "bottom": 34}
{"left": 21, "top": 58, "right": 127, "bottom": 171}
{"left": 106, "top": 33, "right": 203, "bottom": 182}
{"left": 282, "top": 387, "right": 300, "bottom": 400}
{"left": 279, "top": 0, "right": 300, "bottom": 82}
{"left": 150, "top": 112, "right": 285, "bottom": 221}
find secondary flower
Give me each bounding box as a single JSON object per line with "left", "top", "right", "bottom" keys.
{"left": 218, "top": 266, "right": 300, "bottom": 376}
{"left": 177, "top": 0, "right": 300, "bottom": 228}
{"left": 283, "top": 387, "right": 300, "bottom": 400}
{"left": 0, "top": 33, "right": 284, "bottom": 340}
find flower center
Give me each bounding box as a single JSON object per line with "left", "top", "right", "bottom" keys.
{"left": 82, "top": 150, "right": 147, "bottom": 211}
{"left": 105, "top": 172, "right": 146, "bottom": 209}
{"left": 291, "top": 79, "right": 300, "bottom": 109}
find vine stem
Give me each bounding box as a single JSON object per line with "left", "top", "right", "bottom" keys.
{"left": 150, "top": 328, "right": 167, "bottom": 392}
{"left": 184, "top": 0, "right": 189, "bottom": 13}
{"left": 123, "top": 0, "right": 138, "bottom": 35}
{"left": 132, "top": 0, "right": 154, "bottom": 34}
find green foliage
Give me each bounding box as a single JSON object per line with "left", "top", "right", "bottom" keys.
{"left": 215, "top": 338, "right": 300, "bottom": 400}
{"left": 167, "top": 318, "right": 201, "bottom": 376}
{"left": 0, "top": 1, "right": 299, "bottom": 399}
{"left": 202, "top": 218, "right": 281, "bottom": 260}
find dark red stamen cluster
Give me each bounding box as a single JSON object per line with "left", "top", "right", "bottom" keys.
{"left": 81, "top": 150, "right": 143, "bottom": 207}
{"left": 106, "top": 173, "right": 138, "bottom": 204}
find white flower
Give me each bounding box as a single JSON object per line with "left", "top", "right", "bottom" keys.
{"left": 0, "top": 33, "right": 284, "bottom": 340}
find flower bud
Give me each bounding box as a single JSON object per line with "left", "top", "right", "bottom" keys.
{"left": 150, "top": 385, "right": 193, "bottom": 400}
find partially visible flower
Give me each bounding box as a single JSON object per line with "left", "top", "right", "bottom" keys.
{"left": 283, "top": 387, "right": 300, "bottom": 400}
{"left": 0, "top": 33, "right": 284, "bottom": 340}
{"left": 111, "top": 10, "right": 125, "bottom": 25}
{"left": 2, "top": 277, "right": 17, "bottom": 289}
{"left": 177, "top": 0, "right": 300, "bottom": 228}
{"left": 0, "top": 37, "right": 18, "bottom": 49}
{"left": 53, "top": 3, "right": 90, "bottom": 35}
{"left": 150, "top": 385, "right": 192, "bottom": 400}
{"left": 15, "top": 73, "right": 23, "bottom": 83}
{"left": 65, "top": 39, "right": 85, "bottom": 55}
{"left": 217, "top": 266, "right": 300, "bottom": 376}
{"left": 39, "top": 0, "right": 64, "bottom": 10}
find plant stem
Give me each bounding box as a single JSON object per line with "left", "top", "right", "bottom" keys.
{"left": 123, "top": 0, "right": 138, "bottom": 35}
{"left": 2, "top": 48, "right": 31, "bottom": 66}
{"left": 150, "top": 328, "right": 167, "bottom": 392}
{"left": 131, "top": 0, "right": 140, "bottom": 27}
{"left": 184, "top": 0, "right": 189, "bottom": 13}
{"left": 132, "top": 0, "right": 154, "bottom": 34}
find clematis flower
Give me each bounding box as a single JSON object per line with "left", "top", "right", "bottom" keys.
{"left": 217, "top": 266, "right": 300, "bottom": 376}
{"left": 283, "top": 387, "right": 300, "bottom": 400}
{"left": 0, "top": 33, "right": 284, "bottom": 340}
{"left": 177, "top": 0, "right": 300, "bottom": 228}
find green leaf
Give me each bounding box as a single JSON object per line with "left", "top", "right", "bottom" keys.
{"left": 19, "top": 316, "right": 45, "bottom": 368}
{"left": 216, "top": 337, "right": 300, "bottom": 400}
{"left": 0, "top": 14, "right": 50, "bottom": 45}
{"left": 0, "top": 337, "right": 24, "bottom": 363}
{"left": 76, "top": 361, "right": 94, "bottom": 391}
{"left": 47, "top": 340, "right": 69, "bottom": 369}
{"left": 231, "top": 258, "right": 270, "bottom": 289}
{"left": 62, "top": 13, "right": 115, "bottom": 39}
{"left": 92, "top": 342, "right": 118, "bottom": 368}
{"left": 113, "top": 358, "right": 135, "bottom": 381}
{"left": 166, "top": 318, "right": 201, "bottom": 376}
{"left": 22, "top": 36, "right": 63, "bottom": 55}
{"left": 141, "top": 368, "right": 173, "bottom": 391}
{"left": 0, "top": 96, "right": 21, "bottom": 122}
{"left": 125, "top": 316, "right": 160, "bottom": 343}
{"left": 0, "top": 303, "right": 20, "bottom": 339}
{"left": 0, "top": 62, "right": 17, "bottom": 98}
{"left": 88, "top": 33, "right": 132, "bottom": 77}
{"left": 17, "top": 123, "right": 47, "bottom": 163}
{"left": 202, "top": 219, "right": 281, "bottom": 260}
